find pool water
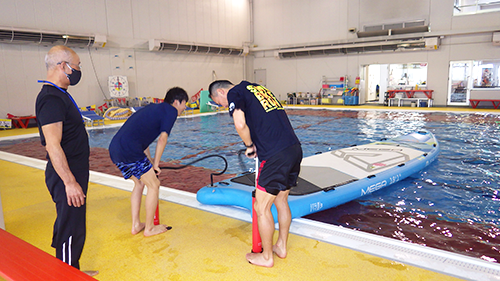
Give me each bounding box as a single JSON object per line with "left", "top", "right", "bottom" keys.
{"left": 84, "top": 109, "right": 500, "bottom": 262}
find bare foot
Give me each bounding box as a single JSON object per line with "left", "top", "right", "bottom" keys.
{"left": 144, "top": 224, "right": 172, "bottom": 237}
{"left": 246, "top": 252, "right": 273, "bottom": 268}
{"left": 83, "top": 270, "right": 99, "bottom": 277}
{"left": 131, "top": 222, "right": 145, "bottom": 235}
{"left": 273, "top": 244, "right": 287, "bottom": 259}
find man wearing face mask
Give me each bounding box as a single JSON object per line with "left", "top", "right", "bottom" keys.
{"left": 35, "top": 45, "right": 97, "bottom": 276}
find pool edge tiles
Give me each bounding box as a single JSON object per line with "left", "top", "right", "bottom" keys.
{"left": 1, "top": 151, "right": 500, "bottom": 280}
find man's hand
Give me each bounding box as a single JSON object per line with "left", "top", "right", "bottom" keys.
{"left": 153, "top": 164, "right": 161, "bottom": 176}
{"left": 65, "top": 181, "right": 86, "bottom": 207}
{"left": 245, "top": 144, "right": 257, "bottom": 158}
{"left": 153, "top": 132, "right": 168, "bottom": 177}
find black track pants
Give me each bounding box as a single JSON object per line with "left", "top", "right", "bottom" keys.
{"left": 45, "top": 163, "right": 88, "bottom": 269}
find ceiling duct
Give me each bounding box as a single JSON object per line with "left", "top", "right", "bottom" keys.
{"left": 275, "top": 38, "right": 435, "bottom": 59}
{"left": 0, "top": 27, "right": 106, "bottom": 47}
{"left": 149, "top": 39, "right": 247, "bottom": 56}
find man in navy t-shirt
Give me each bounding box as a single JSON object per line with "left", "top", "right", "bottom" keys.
{"left": 109, "top": 87, "right": 188, "bottom": 237}
{"left": 209, "top": 80, "right": 302, "bottom": 267}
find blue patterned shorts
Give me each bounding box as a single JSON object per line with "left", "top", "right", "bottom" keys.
{"left": 115, "top": 157, "right": 153, "bottom": 179}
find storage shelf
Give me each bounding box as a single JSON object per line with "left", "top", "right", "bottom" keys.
{"left": 320, "top": 76, "right": 347, "bottom": 104}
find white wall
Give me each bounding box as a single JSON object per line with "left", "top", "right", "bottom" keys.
{"left": 1, "top": 0, "right": 500, "bottom": 117}
{"left": 0, "top": 0, "right": 250, "bottom": 117}
{"left": 251, "top": 0, "right": 500, "bottom": 106}
{"left": 253, "top": 0, "right": 351, "bottom": 47}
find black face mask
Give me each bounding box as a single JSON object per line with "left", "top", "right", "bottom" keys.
{"left": 65, "top": 62, "right": 82, "bottom": 86}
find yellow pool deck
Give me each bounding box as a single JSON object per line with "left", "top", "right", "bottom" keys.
{"left": 1, "top": 105, "right": 500, "bottom": 281}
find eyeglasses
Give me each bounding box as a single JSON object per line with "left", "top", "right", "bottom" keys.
{"left": 58, "top": 61, "right": 81, "bottom": 71}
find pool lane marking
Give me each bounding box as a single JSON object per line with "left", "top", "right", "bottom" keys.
{"left": 2, "top": 150, "right": 500, "bottom": 279}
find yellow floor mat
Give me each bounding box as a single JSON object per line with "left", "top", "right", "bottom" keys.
{"left": 0, "top": 159, "right": 460, "bottom": 281}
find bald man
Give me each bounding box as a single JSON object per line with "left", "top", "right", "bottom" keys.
{"left": 35, "top": 45, "right": 97, "bottom": 276}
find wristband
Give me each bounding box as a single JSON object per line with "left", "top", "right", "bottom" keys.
{"left": 244, "top": 142, "right": 253, "bottom": 148}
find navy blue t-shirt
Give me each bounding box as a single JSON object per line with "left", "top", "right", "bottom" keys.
{"left": 228, "top": 81, "right": 299, "bottom": 160}
{"left": 35, "top": 84, "right": 90, "bottom": 171}
{"left": 109, "top": 103, "right": 178, "bottom": 163}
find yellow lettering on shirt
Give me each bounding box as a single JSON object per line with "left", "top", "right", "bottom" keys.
{"left": 247, "top": 85, "right": 283, "bottom": 112}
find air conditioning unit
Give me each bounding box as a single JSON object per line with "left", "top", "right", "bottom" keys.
{"left": 0, "top": 27, "right": 106, "bottom": 47}
{"left": 493, "top": 32, "right": 500, "bottom": 46}
{"left": 274, "top": 38, "right": 429, "bottom": 59}
{"left": 149, "top": 39, "right": 245, "bottom": 56}
{"left": 425, "top": 37, "right": 440, "bottom": 50}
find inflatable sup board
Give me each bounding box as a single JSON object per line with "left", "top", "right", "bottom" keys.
{"left": 196, "top": 130, "right": 439, "bottom": 220}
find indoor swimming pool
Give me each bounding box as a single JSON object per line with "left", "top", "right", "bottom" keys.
{"left": 3, "top": 108, "right": 500, "bottom": 263}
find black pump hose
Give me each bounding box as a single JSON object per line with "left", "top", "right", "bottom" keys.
{"left": 159, "top": 154, "right": 228, "bottom": 187}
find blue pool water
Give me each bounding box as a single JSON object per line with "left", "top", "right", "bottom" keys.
{"left": 87, "top": 110, "right": 500, "bottom": 226}
{"left": 85, "top": 109, "right": 500, "bottom": 261}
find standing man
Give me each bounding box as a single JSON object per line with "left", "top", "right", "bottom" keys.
{"left": 209, "top": 80, "right": 302, "bottom": 267}
{"left": 35, "top": 45, "right": 97, "bottom": 276}
{"left": 109, "top": 87, "right": 188, "bottom": 237}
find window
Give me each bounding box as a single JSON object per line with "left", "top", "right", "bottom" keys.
{"left": 388, "top": 63, "right": 428, "bottom": 89}
{"left": 448, "top": 60, "right": 500, "bottom": 106}
{"left": 472, "top": 60, "right": 500, "bottom": 88}
{"left": 454, "top": 0, "right": 500, "bottom": 15}
{"left": 449, "top": 62, "right": 471, "bottom": 104}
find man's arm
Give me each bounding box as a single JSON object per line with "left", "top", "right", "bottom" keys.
{"left": 42, "top": 122, "right": 85, "bottom": 207}
{"left": 232, "top": 109, "right": 256, "bottom": 158}
{"left": 153, "top": 132, "right": 169, "bottom": 174}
